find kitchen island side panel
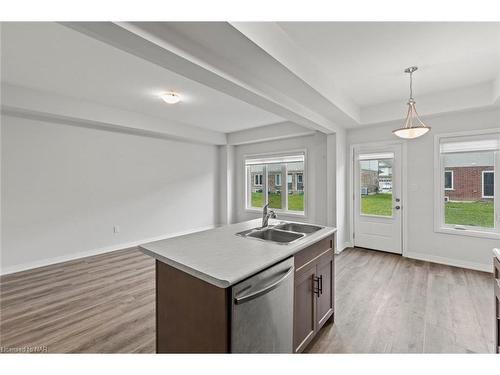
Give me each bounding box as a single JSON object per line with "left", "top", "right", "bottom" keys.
{"left": 156, "top": 260, "right": 230, "bottom": 353}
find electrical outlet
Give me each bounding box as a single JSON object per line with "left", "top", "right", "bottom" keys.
{"left": 113, "top": 225, "right": 120, "bottom": 234}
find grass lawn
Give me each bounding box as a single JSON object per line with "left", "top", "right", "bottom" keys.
{"left": 361, "top": 193, "right": 494, "bottom": 227}
{"left": 445, "top": 201, "right": 494, "bottom": 228}
{"left": 251, "top": 192, "right": 304, "bottom": 211}
{"left": 361, "top": 193, "right": 392, "bottom": 216}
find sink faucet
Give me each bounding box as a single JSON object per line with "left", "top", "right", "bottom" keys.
{"left": 262, "top": 203, "right": 277, "bottom": 228}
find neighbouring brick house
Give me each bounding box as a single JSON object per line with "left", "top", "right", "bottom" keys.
{"left": 444, "top": 152, "right": 494, "bottom": 201}
{"left": 249, "top": 163, "right": 304, "bottom": 194}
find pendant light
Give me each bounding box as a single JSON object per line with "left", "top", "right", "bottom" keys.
{"left": 392, "top": 66, "right": 431, "bottom": 139}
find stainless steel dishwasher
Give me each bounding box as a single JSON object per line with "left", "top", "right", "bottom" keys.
{"left": 231, "top": 257, "right": 294, "bottom": 353}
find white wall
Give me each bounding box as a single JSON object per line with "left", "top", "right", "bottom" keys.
{"left": 347, "top": 108, "right": 500, "bottom": 271}
{"left": 233, "top": 132, "right": 329, "bottom": 225}
{"left": 1, "top": 115, "right": 218, "bottom": 274}
{"left": 334, "top": 128, "right": 349, "bottom": 250}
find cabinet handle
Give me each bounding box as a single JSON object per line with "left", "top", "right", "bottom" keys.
{"left": 319, "top": 275, "right": 323, "bottom": 295}
{"left": 313, "top": 276, "right": 320, "bottom": 297}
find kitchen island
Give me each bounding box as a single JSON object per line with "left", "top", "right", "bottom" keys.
{"left": 140, "top": 218, "right": 337, "bottom": 353}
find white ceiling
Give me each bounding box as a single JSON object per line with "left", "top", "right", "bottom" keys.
{"left": 2, "top": 22, "right": 499, "bottom": 140}
{"left": 1, "top": 22, "right": 283, "bottom": 133}
{"left": 277, "top": 22, "right": 500, "bottom": 107}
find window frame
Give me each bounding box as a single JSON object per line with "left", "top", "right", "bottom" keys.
{"left": 434, "top": 129, "right": 499, "bottom": 240}
{"left": 244, "top": 150, "right": 307, "bottom": 217}
{"left": 482, "top": 170, "right": 494, "bottom": 199}
{"left": 444, "top": 170, "right": 454, "bottom": 190}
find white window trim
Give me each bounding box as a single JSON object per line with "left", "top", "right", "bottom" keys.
{"left": 444, "top": 170, "right": 454, "bottom": 190}
{"left": 482, "top": 170, "right": 494, "bottom": 199}
{"left": 244, "top": 150, "right": 307, "bottom": 217}
{"left": 434, "top": 130, "right": 500, "bottom": 240}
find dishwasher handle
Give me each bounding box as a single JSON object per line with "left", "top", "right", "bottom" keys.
{"left": 234, "top": 266, "right": 294, "bottom": 305}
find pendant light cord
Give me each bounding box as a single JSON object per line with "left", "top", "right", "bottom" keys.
{"left": 409, "top": 70, "right": 413, "bottom": 100}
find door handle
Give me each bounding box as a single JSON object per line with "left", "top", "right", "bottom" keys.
{"left": 234, "top": 266, "right": 294, "bottom": 305}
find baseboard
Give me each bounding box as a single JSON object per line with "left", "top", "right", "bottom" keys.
{"left": 404, "top": 251, "right": 492, "bottom": 273}
{"left": 0, "top": 225, "right": 215, "bottom": 276}
{"left": 335, "top": 241, "right": 353, "bottom": 254}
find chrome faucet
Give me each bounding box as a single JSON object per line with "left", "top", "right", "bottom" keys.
{"left": 262, "top": 203, "right": 277, "bottom": 228}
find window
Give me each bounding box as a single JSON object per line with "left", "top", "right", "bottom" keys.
{"left": 287, "top": 174, "right": 293, "bottom": 191}
{"left": 297, "top": 173, "right": 304, "bottom": 191}
{"left": 275, "top": 174, "right": 282, "bottom": 186}
{"left": 245, "top": 153, "right": 305, "bottom": 214}
{"left": 444, "top": 170, "right": 454, "bottom": 190}
{"left": 254, "top": 174, "right": 263, "bottom": 186}
{"left": 482, "top": 171, "right": 494, "bottom": 198}
{"left": 436, "top": 131, "right": 499, "bottom": 238}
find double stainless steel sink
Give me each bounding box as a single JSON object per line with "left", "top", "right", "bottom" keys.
{"left": 236, "top": 222, "right": 323, "bottom": 245}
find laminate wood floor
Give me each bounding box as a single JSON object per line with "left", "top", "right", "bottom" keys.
{"left": 0, "top": 248, "right": 155, "bottom": 353}
{"left": 306, "top": 248, "right": 495, "bottom": 353}
{"left": 0, "top": 247, "right": 494, "bottom": 353}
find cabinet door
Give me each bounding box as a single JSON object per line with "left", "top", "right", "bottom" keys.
{"left": 495, "top": 293, "right": 499, "bottom": 354}
{"left": 293, "top": 266, "right": 316, "bottom": 353}
{"left": 316, "top": 249, "right": 334, "bottom": 329}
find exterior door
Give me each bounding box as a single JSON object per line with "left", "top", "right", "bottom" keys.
{"left": 353, "top": 144, "right": 402, "bottom": 254}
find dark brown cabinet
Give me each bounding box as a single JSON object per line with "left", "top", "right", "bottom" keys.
{"left": 494, "top": 257, "right": 500, "bottom": 354}
{"left": 293, "top": 235, "right": 335, "bottom": 353}
{"left": 316, "top": 252, "right": 334, "bottom": 327}
{"left": 293, "top": 265, "right": 316, "bottom": 352}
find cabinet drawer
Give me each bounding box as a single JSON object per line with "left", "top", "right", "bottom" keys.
{"left": 294, "top": 236, "right": 333, "bottom": 273}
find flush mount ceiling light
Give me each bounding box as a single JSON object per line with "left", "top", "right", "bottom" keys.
{"left": 160, "top": 91, "right": 181, "bottom": 104}
{"left": 392, "top": 66, "right": 431, "bottom": 139}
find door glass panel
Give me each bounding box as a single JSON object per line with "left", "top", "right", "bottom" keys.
{"left": 247, "top": 164, "right": 264, "bottom": 208}
{"left": 359, "top": 158, "right": 393, "bottom": 216}
{"left": 267, "top": 164, "right": 283, "bottom": 209}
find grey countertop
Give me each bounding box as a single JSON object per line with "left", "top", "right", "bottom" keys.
{"left": 494, "top": 248, "right": 500, "bottom": 263}
{"left": 140, "top": 219, "right": 337, "bottom": 288}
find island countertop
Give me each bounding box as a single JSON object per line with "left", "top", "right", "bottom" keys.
{"left": 140, "top": 219, "right": 337, "bottom": 288}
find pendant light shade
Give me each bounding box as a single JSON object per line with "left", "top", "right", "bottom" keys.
{"left": 393, "top": 66, "right": 431, "bottom": 139}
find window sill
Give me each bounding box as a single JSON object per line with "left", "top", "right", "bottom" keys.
{"left": 245, "top": 208, "right": 307, "bottom": 218}
{"left": 435, "top": 226, "right": 500, "bottom": 240}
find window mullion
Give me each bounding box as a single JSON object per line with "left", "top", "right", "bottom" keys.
{"left": 284, "top": 164, "right": 289, "bottom": 210}
{"left": 264, "top": 165, "right": 269, "bottom": 206}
